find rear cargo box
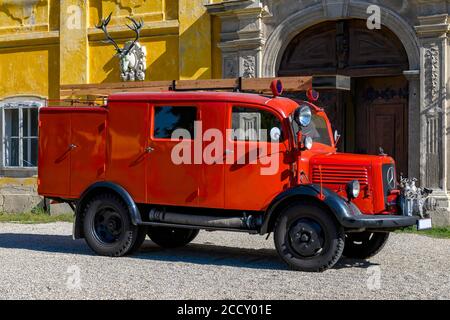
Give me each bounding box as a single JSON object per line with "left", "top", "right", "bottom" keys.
{"left": 38, "top": 107, "right": 107, "bottom": 199}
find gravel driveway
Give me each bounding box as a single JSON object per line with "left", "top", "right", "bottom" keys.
{"left": 0, "top": 222, "right": 448, "bottom": 300}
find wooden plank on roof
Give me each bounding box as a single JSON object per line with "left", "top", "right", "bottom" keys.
{"left": 59, "top": 75, "right": 351, "bottom": 99}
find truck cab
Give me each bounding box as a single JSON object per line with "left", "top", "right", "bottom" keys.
{"left": 38, "top": 83, "right": 431, "bottom": 272}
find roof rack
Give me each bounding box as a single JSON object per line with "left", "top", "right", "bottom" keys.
{"left": 60, "top": 75, "right": 350, "bottom": 99}
{"left": 45, "top": 98, "right": 107, "bottom": 107}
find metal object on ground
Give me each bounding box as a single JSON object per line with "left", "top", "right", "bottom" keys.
{"left": 399, "top": 177, "right": 433, "bottom": 218}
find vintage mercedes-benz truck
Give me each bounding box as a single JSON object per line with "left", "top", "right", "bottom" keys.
{"left": 38, "top": 80, "right": 432, "bottom": 272}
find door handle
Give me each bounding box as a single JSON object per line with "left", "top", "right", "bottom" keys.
{"left": 145, "top": 146, "right": 155, "bottom": 153}
{"left": 69, "top": 144, "right": 77, "bottom": 150}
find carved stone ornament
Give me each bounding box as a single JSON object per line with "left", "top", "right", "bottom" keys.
{"left": 96, "top": 13, "right": 147, "bottom": 82}
{"left": 424, "top": 46, "right": 439, "bottom": 109}
{"left": 242, "top": 55, "right": 256, "bottom": 78}
{"left": 120, "top": 41, "right": 147, "bottom": 81}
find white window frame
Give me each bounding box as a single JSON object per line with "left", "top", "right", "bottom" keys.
{"left": 0, "top": 97, "right": 45, "bottom": 169}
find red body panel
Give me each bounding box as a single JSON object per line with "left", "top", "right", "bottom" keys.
{"left": 223, "top": 102, "right": 293, "bottom": 210}
{"left": 146, "top": 102, "right": 200, "bottom": 207}
{"left": 105, "top": 101, "right": 148, "bottom": 203}
{"left": 38, "top": 91, "right": 396, "bottom": 215}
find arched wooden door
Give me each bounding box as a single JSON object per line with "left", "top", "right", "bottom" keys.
{"left": 278, "top": 19, "right": 410, "bottom": 175}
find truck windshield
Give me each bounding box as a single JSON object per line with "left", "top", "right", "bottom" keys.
{"left": 293, "top": 113, "right": 332, "bottom": 146}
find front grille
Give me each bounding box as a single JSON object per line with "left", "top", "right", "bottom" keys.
{"left": 311, "top": 165, "right": 369, "bottom": 186}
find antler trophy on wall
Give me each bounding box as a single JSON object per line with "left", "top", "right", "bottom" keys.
{"left": 96, "top": 13, "right": 147, "bottom": 81}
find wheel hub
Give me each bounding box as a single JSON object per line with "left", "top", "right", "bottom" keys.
{"left": 94, "top": 208, "right": 123, "bottom": 244}
{"left": 288, "top": 219, "right": 325, "bottom": 257}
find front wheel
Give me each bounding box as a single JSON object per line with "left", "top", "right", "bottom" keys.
{"left": 148, "top": 227, "right": 199, "bottom": 248}
{"left": 343, "top": 232, "right": 390, "bottom": 259}
{"left": 274, "top": 202, "right": 345, "bottom": 272}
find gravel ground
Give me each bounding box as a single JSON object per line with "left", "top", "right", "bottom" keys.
{"left": 0, "top": 222, "right": 448, "bottom": 300}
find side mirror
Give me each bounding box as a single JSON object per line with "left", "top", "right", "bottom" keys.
{"left": 334, "top": 130, "right": 341, "bottom": 146}
{"left": 270, "top": 127, "right": 281, "bottom": 142}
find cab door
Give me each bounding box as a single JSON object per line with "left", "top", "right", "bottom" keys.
{"left": 198, "top": 101, "right": 226, "bottom": 208}
{"left": 146, "top": 104, "right": 200, "bottom": 207}
{"left": 224, "top": 104, "right": 292, "bottom": 211}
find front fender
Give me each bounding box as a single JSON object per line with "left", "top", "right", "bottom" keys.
{"left": 260, "top": 184, "right": 361, "bottom": 234}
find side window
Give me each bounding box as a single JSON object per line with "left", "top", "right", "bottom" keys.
{"left": 231, "top": 106, "right": 283, "bottom": 143}
{"left": 153, "top": 106, "right": 197, "bottom": 139}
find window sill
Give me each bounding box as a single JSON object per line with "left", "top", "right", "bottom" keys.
{"left": 0, "top": 167, "right": 37, "bottom": 178}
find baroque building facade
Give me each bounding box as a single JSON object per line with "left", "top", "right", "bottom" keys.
{"left": 0, "top": 0, "right": 449, "bottom": 225}
{"left": 207, "top": 0, "right": 450, "bottom": 225}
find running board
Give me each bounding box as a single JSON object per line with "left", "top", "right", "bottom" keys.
{"left": 139, "top": 221, "right": 260, "bottom": 234}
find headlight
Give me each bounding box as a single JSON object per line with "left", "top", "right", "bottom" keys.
{"left": 303, "top": 136, "right": 313, "bottom": 150}
{"left": 294, "top": 105, "right": 312, "bottom": 127}
{"left": 346, "top": 180, "right": 360, "bottom": 200}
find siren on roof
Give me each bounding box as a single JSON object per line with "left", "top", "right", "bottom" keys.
{"left": 306, "top": 88, "right": 320, "bottom": 102}
{"left": 270, "top": 79, "right": 284, "bottom": 97}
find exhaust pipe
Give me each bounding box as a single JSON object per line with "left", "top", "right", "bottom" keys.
{"left": 148, "top": 208, "right": 261, "bottom": 230}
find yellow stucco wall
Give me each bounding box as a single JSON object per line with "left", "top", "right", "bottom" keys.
{"left": 0, "top": 45, "right": 60, "bottom": 99}
{"left": 0, "top": 0, "right": 221, "bottom": 100}
{"left": 0, "top": 0, "right": 60, "bottom": 99}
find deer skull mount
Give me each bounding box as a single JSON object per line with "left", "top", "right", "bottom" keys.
{"left": 96, "top": 13, "right": 147, "bottom": 81}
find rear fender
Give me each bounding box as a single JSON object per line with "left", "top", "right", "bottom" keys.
{"left": 73, "top": 182, "right": 142, "bottom": 239}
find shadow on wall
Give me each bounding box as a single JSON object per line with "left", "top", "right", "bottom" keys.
{"left": 0, "top": 232, "right": 378, "bottom": 271}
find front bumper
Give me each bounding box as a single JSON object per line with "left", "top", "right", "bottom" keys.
{"left": 339, "top": 201, "right": 420, "bottom": 230}
{"left": 341, "top": 213, "right": 418, "bottom": 230}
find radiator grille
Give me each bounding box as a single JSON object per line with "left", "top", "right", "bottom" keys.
{"left": 311, "top": 165, "right": 369, "bottom": 186}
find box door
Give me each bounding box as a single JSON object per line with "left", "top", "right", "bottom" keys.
{"left": 38, "top": 110, "right": 71, "bottom": 197}
{"left": 69, "top": 109, "right": 107, "bottom": 197}
{"left": 105, "top": 102, "right": 149, "bottom": 203}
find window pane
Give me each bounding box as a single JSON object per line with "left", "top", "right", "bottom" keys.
{"left": 232, "top": 107, "right": 283, "bottom": 142}
{"left": 5, "top": 138, "right": 19, "bottom": 166}
{"left": 294, "top": 114, "right": 332, "bottom": 146}
{"left": 31, "top": 108, "right": 39, "bottom": 136}
{"left": 23, "top": 108, "right": 39, "bottom": 137}
{"left": 153, "top": 106, "right": 197, "bottom": 139}
{"left": 23, "top": 138, "right": 38, "bottom": 167}
{"left": 5, "top": 109, "right": 19, "bottom": 137}
{"left": 24, "top": 108, "right": 29, "bottom": 136}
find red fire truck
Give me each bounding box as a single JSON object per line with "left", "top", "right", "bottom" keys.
{"left": 38, "top": 79, "right": 431, "bottom": 272}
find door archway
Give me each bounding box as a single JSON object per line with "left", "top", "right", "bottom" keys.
{"left": 277, "top": 19, "right": 410, "bottom": 176}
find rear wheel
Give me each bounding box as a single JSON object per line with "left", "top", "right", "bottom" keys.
{"left": 148, "top": 227, "right": 199, "bottom": 248}
{"left": 83, "top": 194, "right": 141, "bottom": 257}
{"left": 274, "top": 202, "right": 345, "bottom": 272}
{"left": 343, "top": 232, "right": 389, "bottom": 259}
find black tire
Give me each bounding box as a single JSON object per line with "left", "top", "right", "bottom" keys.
{"left": 83, "top": 194, "right": 140, "bottom": 257}
{"left": 274, "top": 202, "right": 345, "bottom": 272}
{"left": 343, "top": 232, "right": 389, "bottom": 259}
{"left": 147, "top": 227, "right": 199, "bottom": 248}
